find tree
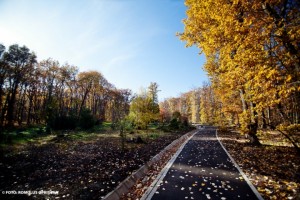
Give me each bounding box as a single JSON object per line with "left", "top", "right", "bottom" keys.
{"left": 147, "top": 82, "right": 160, "bottom": 116}
{"left": 39, "top": 59, "right": 61, "bottom": 132}
{"left": 0, "top": 43, "right": 135, "bottom": 132}
{"left": 0, "top": 44, "right": 7, "bottom": 127}
{"left": 77, "top": 71, "right": 102, "bottom": 115}
{"left": 128, "top": 83, "right": 160, "bottom": 129}
{"left": 2, "top": 44, "right": 36, "bottom": 127}
{"left": 106, "top": 89, "right": 132, "bottom": 128}
{"left": 190, "top": 89, "right": 201, "bottom": 123}
{"left": 25, "top": 66, "right": 42, "bottom": 125}
{"left": 179, "top": 0, "right": 300, "bottom": 144}
{"left": 159, "top": 93, "right": 192, "bottom": 124}
{"left": 129, "top": 93, "right": 152, "bottom": 129}
{"left": 159, "top": 100, "right": 172, "bottom": 124}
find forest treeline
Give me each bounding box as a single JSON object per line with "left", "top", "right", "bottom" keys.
{"left": 0, "top": 43, "right": 168, "bottom": 136}
{"left": 160, "top": 83, "right": 217, "bottom": 126}
{"left": 0, "top": 44, "right": 133, "bottom": 132}
{"left": 172, "top": 0, "right": 300, "bottom": 144}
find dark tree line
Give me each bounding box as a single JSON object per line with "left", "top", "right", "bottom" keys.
{"left": 0, "top": 44, "right": 131, "bottom": 132}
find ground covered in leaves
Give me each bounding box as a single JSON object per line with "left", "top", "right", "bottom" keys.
{"left": 0, "top": 132, "right": 182, "bottom": 199}
{"left": 121, "top": 130, "right": 196, "bottom": 200}
{"left": 218, "top": 130, "right": 300, "bottom": 200}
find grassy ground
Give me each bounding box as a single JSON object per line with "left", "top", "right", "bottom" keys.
{"left": 0, "top": 121, "right": 192, "bottom": 152}
{"left": 0, "top": 122, "right": 116, "bottom": 151}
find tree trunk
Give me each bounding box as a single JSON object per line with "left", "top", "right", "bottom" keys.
{"left": 247, "top": 122, "right": 261, "bottom": 145}
{"left": 79, "top": 90, "right": 89, "bottom": 115}
{"left": 0, "top": 93, "right": 8, "bottom": 127}
{"left": 239, "top": 89, "right": 248, "bottom": 111}
{"left": 277, "top": 102, "right": 291, "bottom": 124}
{"left": 17, "top": 85, "right": 27, "bottom": 126}
{"left": 27, "top": 94, "right": 33, "bottom": 125}
{"left": 236, "top": 113, "right": 240, "bottom": 127}
{"left": 7, "top": 81, "right": 19, "bottom": 127}
{"left": 293, "top": 91, "right": 300, "bottom": 124}
{"left": 249, "top": 102, "right": 261, "bottom": 145}
{"left": 266, "top": 107, "right": 273, "bottom": 129}
{"left": 240, "top": 89, "right": 260, "bottom": 145}
{"left": 261, "top": 111, "right": 267, "bottom": 129}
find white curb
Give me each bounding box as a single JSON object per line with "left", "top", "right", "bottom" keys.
{"left": 141, "top": 130, "right": 199, "bottom": 200}
{"left": 103, "top": 129, "right": 197, "bottom": 200}
{"left": 215, "top": 129, "right": 264, "bottom": 200}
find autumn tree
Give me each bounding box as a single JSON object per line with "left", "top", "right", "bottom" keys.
{"left": 129, "top": 92, "right": 151, "bottom": 129}
{"left": 147, "top": 82, "right": 160, "bottom": 115}
{"left": 106, "top": 89, "right": 132, "bottom": 128}
{"left": 189, "top": 89, "right": 201, "bottom": 123}
{"left": 25, "top": 65, "right": 42, "bottom": 125}
{"left": 159, "top": 100, "right": 171, "bottom": 124}
{"left": 199, "top": 82, "right": 224, "bottom": 125}
{"left": 160, "top": 94, "right": 192, "bottom": 124}
{"left": 0, "top": 44, "right": 7, "bottom": 127}
{"left": 0, "top": 43, "right": 134, "bottom": 132}
{"left": 179, "top": 0, "right": 300, "bottom": 144}
{"left": 129, "top": 83, "right": 160, "bottom": 129}
{"left": 39, "top": 59, "right": 62, "bottom": 131}
{"left": 213, "top": 78, "right": 243, "bottom": 126}
{"left": 56, "top": 64, "right": 78, "bottom": 115}
{"left": 2, "top": 44, "right": 36, "bottom": 128}
{"left": 77, "top": 71, "right": 100, "bottom": 115}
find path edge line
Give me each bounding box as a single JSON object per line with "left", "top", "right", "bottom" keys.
{"left": 140, "top": 130, "right": 199, "bottom": 200}
{"left": 103, "top": 129, "right": 197, "bottom": 200}
{"left": 215, "top": 129, "right": 264, "bottom": 200}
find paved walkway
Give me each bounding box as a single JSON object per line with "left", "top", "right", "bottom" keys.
{"left": 142, "top": 127, "right": 263, "bottom": 200}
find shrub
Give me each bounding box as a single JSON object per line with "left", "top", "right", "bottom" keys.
{"left": 170, "top": 118, "right": 179, "bottom": 129}
{"left": 79, "top": 109, "right": 96, "bottom": 130}
{"left": 50, "top": 114, "right": 77, "bottom": 130}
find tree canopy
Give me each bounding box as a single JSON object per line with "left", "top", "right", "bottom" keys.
{"left": 179, "top": 0, "right": 300, "bottom": 143}
{"left": 0, "top": 44, "right": 132, "bottom": 131}
{"left": 128, "top": 83, "right": 160, "bottom": 129}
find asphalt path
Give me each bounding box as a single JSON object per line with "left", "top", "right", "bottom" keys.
{"left": 142, "top": 127, "right": 263, "bottom": 200}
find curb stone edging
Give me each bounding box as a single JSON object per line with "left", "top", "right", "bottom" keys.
{"left": 215, "top": 129, "right": 264, "bottom": 200}
{"left": 140, "top": 130, "right": 199, "bottom": 200}
{"left": 103, "top": 129, "right": 197, "bottom": 200}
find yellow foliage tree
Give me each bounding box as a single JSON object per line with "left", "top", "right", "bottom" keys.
{"left": 179, "top": 0, "right": 300, "bottom": 144}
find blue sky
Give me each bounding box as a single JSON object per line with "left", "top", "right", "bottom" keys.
{"left": 0, "top": 0, "right": 208, "bottom": 100}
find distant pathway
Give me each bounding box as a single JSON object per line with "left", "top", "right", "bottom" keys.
{"left": 141, "top": 127, "right": 263, "bottom": 200}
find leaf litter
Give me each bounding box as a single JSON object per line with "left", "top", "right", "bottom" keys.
{"left": 0, "top": 133, "right": 183, "bottom": 199}
{"left": 218, "top": 130, "right": 300, "bottom": 200}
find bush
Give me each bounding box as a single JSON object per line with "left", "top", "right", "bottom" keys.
{"left": 170, "top": 118, "right": 179, "bottom": 129}
{"left": 79, "top": 109, "right": 96, "bottom": 130}
{"left": 48, "top": 109, "right": 98, "bottom": 130}
{"left": 50, "top": 114, "right": 77, "bottom": 130}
